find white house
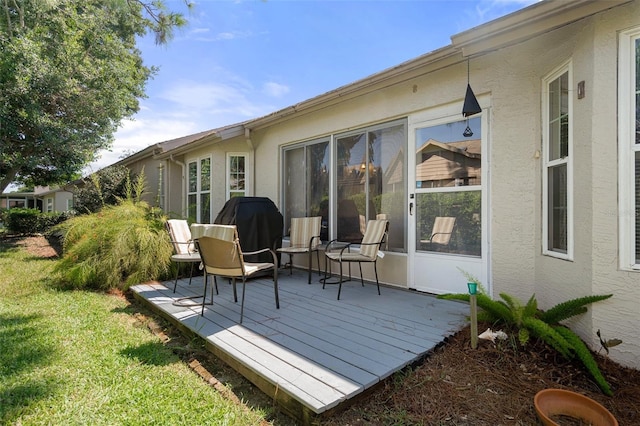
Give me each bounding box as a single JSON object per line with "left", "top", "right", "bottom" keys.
{"left": 120, "top": 0, "right": 640, "bottom": 369}
{"left": 0, "top": 186, "right": 73, "bottom": 213}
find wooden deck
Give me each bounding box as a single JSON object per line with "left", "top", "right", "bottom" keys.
{"left": 130, "top": 269, "right": 468, "bottom": 423}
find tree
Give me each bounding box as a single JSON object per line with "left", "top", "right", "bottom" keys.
{"left": 0, "top": 0, "right": 191, "bottom": 193}
{"left": 72, "top": 164, "right": 134, "bottom": 214}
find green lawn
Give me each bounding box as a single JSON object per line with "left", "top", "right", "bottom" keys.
{"left": 0, "top": 238, "right": 268, "bottom": 425}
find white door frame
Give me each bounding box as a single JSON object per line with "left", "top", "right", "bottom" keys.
{"left": 407, "top": 99, "right": 491, "bottom": 295}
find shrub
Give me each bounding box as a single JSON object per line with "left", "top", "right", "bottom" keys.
{"left": 72, "top": 165, "right": 134, "bottom": 214}
{"left": 4, "top": 208, "right": 69, "bottom": 234}
{"left": 439, "top": 288, "right": 614, "bottom": 396}
{"left": 54, "top": 173, "right": 173, "bottom": 291}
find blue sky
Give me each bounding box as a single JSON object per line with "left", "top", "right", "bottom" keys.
{"left": 89, "top": 0, "right": 537, "bottom": 171}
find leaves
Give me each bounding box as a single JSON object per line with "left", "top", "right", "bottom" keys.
{"left": 0, "top": 0, "right": 189, "bottom": 191}
{"left": 54, "top": 175, "right": 172, "bottom": 290}
{"left": 438, "top": 278, "right": 616, "bottom": 395}
{"left": 540, "top": 294, "right": 612, "bottom": 324}
{"left": 558, "top": 326, "right": 613, "bottom": 396}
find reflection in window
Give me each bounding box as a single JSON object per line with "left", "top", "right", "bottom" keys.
{"left": 416, "top": 192, "right": 481, "bottom": 256}
{"left": 228, "top": 155, "right": 246, "bottom": 198}
{"left": 415, "top": 118, "right": 482, "bottom": 256}
{"left": 283, "top": 140, "right": 330, "bottom": 240}
{"left": 336, "top": 121, "right": 406, "bottom": 249}
{"left": 415, "top": 118, "right": 481, "bottom": 188}
{"left": 187, "top": 157, "right": 211, "bottom": 223}
{"left": 282, "top": 119, "right": 406, "bottom": 252}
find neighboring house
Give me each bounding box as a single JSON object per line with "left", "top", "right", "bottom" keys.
{"left": 0, "top": 191, "right": 39, "bottom": 210}
{"left": 34, "top": 186, "right": 74, "bottom": 213}
{"left": 118, "top": 0, "right": 640, "bottom": 369}
{"left": 0, "top": 186, "right": 73, "bottom": 213}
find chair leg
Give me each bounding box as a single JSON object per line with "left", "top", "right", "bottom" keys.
{"left": 337, "top": 261, "right": 344, "bottom": 300}
{"left": 307, "top": 250, "right": 312, "bottom": 284}
{"left": 358, "top": 262, "right": 364, "bottom": 287}
{"left": 214, "top": 276, "right": 219, "bottom": 295}
{"left": 232, "top": 278, "right": 238, "bottom": 303}
{"left": 273, "top": 268, "right": 280, "bottom": 309}
{"left": 173, "top": 264, "right": 179, "bottom": 293}
{"left": 188, "top": 262, "right": 195, "bottom": 286}
{"left": 315, "top": 250, "right": 321, "bottom": 278}
{"left": 289, "top": 254, "right": 293, "bottom": 275}
{"left": 240, "top": 277, "right": 247, "bottom": 323}
{"left": 374, "top": 262, "right": 381, "bottom": 295}
{"left": 201, "top": 273, "right": 208, "bottom": 316}
{"left": 322, "top": 255, "right": 336, "bottom": 289}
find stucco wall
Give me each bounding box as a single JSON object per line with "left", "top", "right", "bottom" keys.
{"left": 237, "top": 0, "right": 640, "bottom": 368}
{"left": 587, "top": 1, "right": 640, "bottom": 370}
{"left": 175, "top": 137, "right": 253, "bottom": 221}
{"left": 485, "top": 2, "right": 640, "bottom": 368}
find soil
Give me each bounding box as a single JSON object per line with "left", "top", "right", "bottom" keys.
{"left": 11, "top": 234, "right": 640, "bottom": 425}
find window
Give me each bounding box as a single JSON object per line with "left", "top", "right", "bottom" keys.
{"left": 66, "top": 198, "right": 74, "bottom": 211}
{"left": 415, "top": 117, "right": 482, "bottom": 256}
{"left": 619, "top": 28, "right": 640, "bottom": 269}
{"left": 281, "top": 119, "right": 406, "bottom": 251}
{"left": 336, "top": 121, "right": 406, "bottom": 250}
{"left": 282, "top": 139, "right": 330, "bottom": 239}
{"left": 45, "top": 197, "right": 53, "bottom": 213}
{"left": 543, "top": 64, "right": 573, "bottom": 259}
{"left": 227, "top": 154, "right": 247, "bottom": 199}
{"left": 187, "top": 156, "right": 211, "bottom": 223}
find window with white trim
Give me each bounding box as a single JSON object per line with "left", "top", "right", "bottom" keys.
{"left": 187, "top": 156, "right": 211, "bottom": 223}
{"left": 227, "top": 153, "right": 248, "bottom": 199}
{"left": 542, "top": 63, "right": 573, "bottom": 259}
{"left": 45, "top": 197, "right": 53, "bottom": 213}
{"left": 619, "top": 28, "right": 640, "bottom": 269}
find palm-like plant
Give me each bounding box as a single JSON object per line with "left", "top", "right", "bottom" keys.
{"left": 439, "top": 290, "right": 613, "bottom": 396}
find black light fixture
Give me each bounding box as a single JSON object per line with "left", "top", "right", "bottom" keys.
{"left": 462, "top": 58, "right": 482, "bottom": 137}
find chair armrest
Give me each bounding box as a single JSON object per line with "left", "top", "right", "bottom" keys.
{"left": 242, "top": 247, "right": 278, "bottom": 266}
{"left": 308, "top": 235, "right": 321, "bottom": 250}
{"left": 429, "top": 232, "right": 451, "bottom": 241}
{"left": 325, "top": 239, "right": 351, "bottom": 253}
{"left": 170, "top": 240, "right": 197, "bottom": 252}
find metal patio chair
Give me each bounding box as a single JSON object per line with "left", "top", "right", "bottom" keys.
{"left": 277, "top": 216, "right": 322, "bottom": 284}
{"left": 323, "top": 219, "right": 388, "bottom": 300}
{"left": 195, "top": 232, "right": 279, "bottom": 322}
{"left": 166, "top": 219, "right": 201, "bottom": 293}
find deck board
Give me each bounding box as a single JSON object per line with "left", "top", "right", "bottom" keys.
{"left": 131, "top": 269, "right": 468, "bottom": 422}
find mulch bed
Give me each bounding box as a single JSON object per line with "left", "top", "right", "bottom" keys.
{"left": 321, "top": 325, "right": 640, "bottom": 425}
{"left": 11, "top": 233, "right": 640, "bottom": 425}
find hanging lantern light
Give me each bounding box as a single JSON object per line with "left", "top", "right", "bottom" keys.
{"left": 462, "top": 59, "right": 482, "bottom": 137}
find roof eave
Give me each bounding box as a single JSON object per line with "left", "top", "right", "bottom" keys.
{"left": 155, "top": 124, "right": 246, "bottom": 160}
{"left": 451, "top": 0, "right": 632, "bottom": 57}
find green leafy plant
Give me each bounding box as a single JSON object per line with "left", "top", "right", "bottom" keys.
{"left": 72, "top": 165, "right": 134, "bottom": 214}
{"left": 439, "top": 286, "right": 614, "bottom": 396}
{"left": 4, "top": 208, "right": 70, "bottom": 234}
{"left": 53, "top": 173, "right": 173, "bottom": 291}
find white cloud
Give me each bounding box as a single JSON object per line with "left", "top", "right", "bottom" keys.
{"left": 187, "top": 29, "right": 254, "bottom": 42}
{"left": 158, "top": 78, "right": 277, "bottom": 121}
{"left": 262, "top": 82, "right": 290, "bottom": 98}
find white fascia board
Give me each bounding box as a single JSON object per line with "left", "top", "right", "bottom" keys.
{"left": 451, "top": 0, "right": 632, "bottom": 57}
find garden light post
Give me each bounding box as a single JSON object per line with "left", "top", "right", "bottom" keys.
{"left": 468, "top": 282, "right": 478, "bottom": 349}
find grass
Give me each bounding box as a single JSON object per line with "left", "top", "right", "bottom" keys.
{"left": 0, "top": 239, "right": 268, "bottom": 425}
